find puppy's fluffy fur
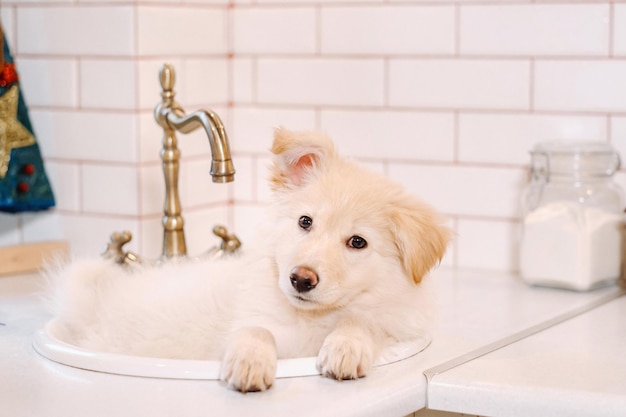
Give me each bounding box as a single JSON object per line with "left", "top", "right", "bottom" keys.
{"left": 47, "top": 129, "right": 451, "bottom": 392}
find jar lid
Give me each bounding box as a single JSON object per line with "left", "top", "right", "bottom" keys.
{"left": 530, "top": 140, "right": 620, "bottom": 177}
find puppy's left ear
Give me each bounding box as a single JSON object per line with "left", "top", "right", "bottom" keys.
{"left": 270, "top": 127, "right": 337, "bottom": 190}
{"left": 392, "top": 199, "right": 451, "bottom": 284}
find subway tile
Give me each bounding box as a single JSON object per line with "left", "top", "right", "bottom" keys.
{"left": 139, "top": 164, "right": 164, "bottom": 216}
{"left": 458, "top": 113, "right": 607, "bottom": 165}
{"left": 232, "top": 155, "right": 255, "bottom": 202}
{"left": 534, "top": 60, "right": 626, "bottom": 112}
{"left": 139, "top": 58, "right": 229, "bottom": 110}
{"left": 389, "top": 59, "right": 530, "bottom": 110}
{"left": 180, "top": 157, "right": 231, "bottom": 208}
{"left": 45, "top": 161, "right": 81, "bottom": 212}
{"left": 232, "top": 203, "right": 270, "bottom": 248}
{"left": 80, "top": 59, "right": 136, "bottom": 110}
{"left": 140, "top": 157, "right": 232, "bottom": 217}
{"left": 138, "top": 112, "right": 164, "bottom": 164}
{"left": 321, "top": 5, "right": 455, "bottom": 55}
{"left": 456, "top": 219, "right": 520, "bottom": 271}
{"left": 182, "top": 206, "right": 230, "bottom": 257}
{"left": 613, "top": 5, "right": 626, "bottom": 56}
{"left": 60, "top": 214, "right": 139, "bottom": 258}
{"left": 137, "top": 6, "right": 227, "bottom": 55}
{"left": 140, "top": 217, "right": 163, "bottom": 261}
{"left": 232, "top": 58, "right": 253, "bottom": 103}
{"left": 231, "top": 106, "right": 316, "bottom": 153}
{"left": 233, "top": 8, "right": 316, "bottom": 54}
{"left": 233, "top": 155, "right": 276, "bottom": 205}
{"left": 15, "top": 58, "right": 78, "bottom": 108}
{"left": 1, "top": 8, "right": 15, "bottom": 52}
{"left": 255, "top": 156, "right": 273, "bottom": 203}
{"left": 387, "top": 163, "right": 527, "bottom": 219}
{"left": 257, "top": 58, "right": 384, "bottom": 106}
{"left": 17, "top": 6, "right": 134, "bottom": 55}
{"left": 460, "top": 4, "right": 610, "bottom": 56}
{"left": 0, "top": 214, "right": 20, "bottom": 246}
{"left": 21, "top": 211, "right": 64, "bottom": 243}
{"left": 179, "top": 58, "right": 229, "bottom": 107}
{"left": 81, "top": 163, "right": 139, "bottom": 216}
{"left": 30, "top": 110, "right": 138, "bottom": 163}
{"left": 321, "top": 109, "right": 455, "bottom": 161}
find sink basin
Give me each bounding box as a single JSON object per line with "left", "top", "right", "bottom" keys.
{"left": 33, "top": 321, "right": 431, "bottom": 379}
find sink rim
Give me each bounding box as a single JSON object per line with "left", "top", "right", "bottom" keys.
{"left": 33, "top": 321, "right": 431, "bottom": 380}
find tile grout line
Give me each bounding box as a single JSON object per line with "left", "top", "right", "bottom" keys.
{"left": 423, "top": 287, "right": 626, "bottom": 385}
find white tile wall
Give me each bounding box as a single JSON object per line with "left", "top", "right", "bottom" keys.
{"left": 233, "top": 8, "right": 316, "bottom": 54}
{"left": 456, "top": 219, "right": 520, "bottom": 271}
{"left": 3, "top": 0, "right": 626, "bottom": 274}
{"left": 534, "top": 60, "right": 626, "bottom": 112}
{"left": 30, "top": 110, "right": 138, "bottom": 162}
{"left": 320, "top": 6, "right": 455, "bottom": 55}
{"left": 387, "top": 163, "right": 526, "bottom": 219}
{"left": 231, "top": 107, "right": 316, "bottom": 152}
{"left": 389, "top": 59, "right": 530, "bottom": 110}
{"left": 257, "top": 58, "right": 385, "bottom": 106}
{"left": 321, "top": 110, "right": 455, "bottom": 161}
{"left": 80, "top": 59, "right": 137, "bottom": 110}
{"left": 458, "top": 113, "right": 607, "bottom": 165}
{"left": 81, "top": 164, "right": 139, "bottom": 216}
{"left": 614, "top": 5, "right": 626, "bottom": 56}
{"left": 16, "top": 58, "right": 78, "bottom": 108}
{"left": 460, "top": 4, "right": 610, "bottom": 56}
{"left": 17, "top": 6, "right": 134, "bottom": 56}
{"left": 137, "top": 6, "right": 227, "bottom": 55}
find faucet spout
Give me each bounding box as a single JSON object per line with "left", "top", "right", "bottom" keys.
{"left": 155, "top": 63, "right": 235, "bottom": 184}
{"left": 165, "top": 108, "right": 235, "bottom": 183}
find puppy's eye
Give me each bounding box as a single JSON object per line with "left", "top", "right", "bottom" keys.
{"left": 299, "top": 215, "right": 313, "bottom": 231}
{"left": 347, "top": 235, "right": 367, "bottom": 249}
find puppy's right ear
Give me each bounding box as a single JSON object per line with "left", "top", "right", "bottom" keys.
{"left": 270, "top": 127, "right": 337, "bottom": 190}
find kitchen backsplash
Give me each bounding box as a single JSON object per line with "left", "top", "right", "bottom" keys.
{"left": 1, "top": 0, "right": 625, "bottom": 272}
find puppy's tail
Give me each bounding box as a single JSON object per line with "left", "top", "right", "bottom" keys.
{"left": 42, "top": 257, "right": 125, "bottom": 341}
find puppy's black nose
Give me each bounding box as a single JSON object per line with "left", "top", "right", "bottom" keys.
{"left": 289, "top": 266, "right": 319, "bottom": 293}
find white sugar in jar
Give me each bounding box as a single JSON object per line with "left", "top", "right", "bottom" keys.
{"left": 519, "top": 141, "right": 625, "bottom": 291}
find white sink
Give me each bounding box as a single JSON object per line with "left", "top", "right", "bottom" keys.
{"left": 33, "top": 321, "right": 431, "bottom": 380}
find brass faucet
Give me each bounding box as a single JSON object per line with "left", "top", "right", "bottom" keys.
{"left": 103, "top": 63, "right": 239, "bottom": 265}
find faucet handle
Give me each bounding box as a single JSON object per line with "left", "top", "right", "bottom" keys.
{"left": 213, "top": 225, "right": 241, "bottom": 253}
{"left": 102, "top": 230, "right": 143, "bottom": 266}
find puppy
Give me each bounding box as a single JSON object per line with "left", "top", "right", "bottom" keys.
{"left": 46, "top": 128, "right": 451, "bottom": 392}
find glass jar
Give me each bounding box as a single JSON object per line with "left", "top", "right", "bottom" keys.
{"left": 519, "top": 140, "right": 625, "bottom": 291}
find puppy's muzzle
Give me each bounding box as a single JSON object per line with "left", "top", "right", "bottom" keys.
{"left": 289, "top": 266, "right": 319, "bottom": 293}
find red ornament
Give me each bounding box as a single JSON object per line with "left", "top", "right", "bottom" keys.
{"left": 22, "top": 164, "right": 36, "bottom": 175}
{"left": 16, "top": 182, "right": 29, "bottom": 194}
{"left": 0, "top": 63, "right": 18, "bottom": 87}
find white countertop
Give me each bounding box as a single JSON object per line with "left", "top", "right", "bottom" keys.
{"left": 0, "top": 268, "right": 622, "bottom": 417}
{"left": 427, "top": 294, "right": 626, "bottom": 417}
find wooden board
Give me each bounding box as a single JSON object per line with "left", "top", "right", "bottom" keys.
{"left": 0, "top": 241, "right": 69, "bottom": 276}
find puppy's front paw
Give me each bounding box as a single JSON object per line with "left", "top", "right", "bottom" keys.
{"left": 316, "top": 331, "right": 374, "bottom": 380}
{"left": 220, "top": 327, "right": 277, "bottom": 393}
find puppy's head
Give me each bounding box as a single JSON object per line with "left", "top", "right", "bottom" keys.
{"left": 269, "top": 128, "right": 451, "bottom": 312}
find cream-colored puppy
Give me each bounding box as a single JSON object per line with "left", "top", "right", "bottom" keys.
{"left": 47, "top": 129, "right": 450, "bottom": 392}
